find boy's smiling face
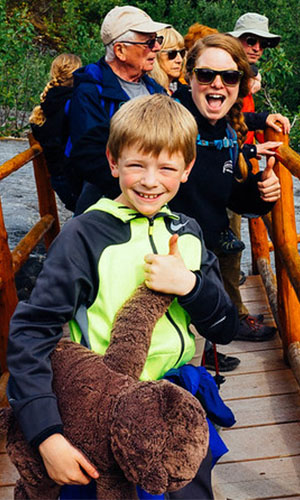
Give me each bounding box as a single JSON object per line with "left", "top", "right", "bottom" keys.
{"left": 107, "top": 146, "right": 194, "bottom": 217}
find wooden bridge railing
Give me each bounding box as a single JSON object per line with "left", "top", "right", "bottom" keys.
{"left": 0, "top": 134, "right": 60, "bottom": 405}
{"left": 249, "top": 126, "right": 300, "bottom": 385}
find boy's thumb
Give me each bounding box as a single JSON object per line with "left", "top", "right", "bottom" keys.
{"left": 261, "top": 156, "right": 275, "bottom": 181}
{"left": 169, "top": 234, "right": 180, "bottom": 256}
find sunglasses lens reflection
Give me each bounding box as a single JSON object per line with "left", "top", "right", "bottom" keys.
{"left": 167, "top": 49, "right": 186, "bottom": 60}
{"left": 194, "top": 68, "right": 242, "bottom": 86}
{"left": 246, "top": 36, "right": 270, "bottom": 49}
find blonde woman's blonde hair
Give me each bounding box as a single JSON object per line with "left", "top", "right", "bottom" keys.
{"left": 149, "top": 27, "right": 185, "bottom": 92}
{"left": 107, "top": 94, "right": 197, "bottom": 166}
{"left": 29, "top": 53, "right": 82, "bottom": 126}
{"left": 186, "top": 34, "right": 252, "bottom": 180}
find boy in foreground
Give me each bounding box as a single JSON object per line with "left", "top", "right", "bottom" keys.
{"left": 7, "top": 94, "right": 238, "bottom": 498}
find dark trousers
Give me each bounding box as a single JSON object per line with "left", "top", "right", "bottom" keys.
{"left": 165, "top": 448, "right": 214, "bottom": 500}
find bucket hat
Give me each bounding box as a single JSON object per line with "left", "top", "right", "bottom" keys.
{"left": 228, "top": 13, "right": 281, "bottom": 47}
{"left": 101, "top": 6, "right": 171, "bottom": 46}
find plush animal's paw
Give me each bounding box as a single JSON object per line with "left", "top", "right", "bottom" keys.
{"left": 111, "top": 380, "right": 208, "bottom": 495}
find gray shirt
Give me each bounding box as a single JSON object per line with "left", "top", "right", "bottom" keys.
{"left": 117, "top": 76, "right": 150, "bottom": 99}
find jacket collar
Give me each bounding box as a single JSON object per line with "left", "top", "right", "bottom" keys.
{"left": 73, "top": 57, "right": 165, "bottom": 101}
{"left": 86, "top": 197, "right": 179, "bottom": 223}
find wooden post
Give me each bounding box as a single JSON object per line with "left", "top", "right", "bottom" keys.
{"left": 247, "top": 156, "right": 271, "bottom": 274}
{"left": 265, "top": 126, "right": 300, "bottom": 381}
{"left": 0, "top": 198, "right": 18, "bottom": 372}
{"left": 28, "top": 134, "right": 60, "bottom": 249}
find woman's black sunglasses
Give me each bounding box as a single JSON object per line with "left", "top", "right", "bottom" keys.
{"left": 244, "top": 36, "right": 272, "bottom": 49}
{"left": 161, "top": 49, "right": 186, "bottom": 60}
{"left": 117, "top": 36, "right": 164, "bottom": 50}
{"left": 193, "top": 68, "right": 243, "bottom": 86}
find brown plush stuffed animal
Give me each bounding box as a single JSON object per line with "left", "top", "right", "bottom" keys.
{"left": 1, "top": 285, "right": 209, "bottom": 500}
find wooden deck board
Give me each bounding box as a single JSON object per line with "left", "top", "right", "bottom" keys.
{"left": 0, "top": 454, "right": 19, "bottom": 486}
{"left": 220, "top": 369, "right": 299, "bottom": 400}
{"left": 214, "top": 274, "right": 300, "bottom": 499}
{"left": 0, "top": 486, "right": 14, "bottom": 500}
{"left": 220, "top": 422, "right": 300, "bottom": 461}
{"left": 215, "top": 456, "right": 300, "bottom": 499}
{"left": 224, "top": 392, "right": 300, "bottom": 427}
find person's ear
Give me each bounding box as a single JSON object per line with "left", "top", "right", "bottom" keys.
{"left": 106, "top": 148, "right": 119, "bottom": 178}
{"left": 181, "top": 158, "right": 195, "bottom": 183}
{"left": 113, "top": 42, "right": 127, "bottom": 62}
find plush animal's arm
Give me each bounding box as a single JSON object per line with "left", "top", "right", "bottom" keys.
{"left": 104, "top": 284, "right": 173, "bottom": 379}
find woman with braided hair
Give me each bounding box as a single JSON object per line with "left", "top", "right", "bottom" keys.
{"left": 30, "top": 53, "right": 82, "bottom": 211}
{"left": 170, "top": 33, "right": 281, "bottom": 342}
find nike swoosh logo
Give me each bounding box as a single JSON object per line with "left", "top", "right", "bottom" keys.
{"left": 170, "top": 220, "right": 189, "bottom": 231}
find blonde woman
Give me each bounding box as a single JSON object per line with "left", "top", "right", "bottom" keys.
{"left": 150, "top": 27, "right": 185, "bottom": 95}
{"left": 30, "top": 53, "right": 82, "bottom": 211}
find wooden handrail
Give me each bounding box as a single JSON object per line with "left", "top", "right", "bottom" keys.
{"left": 250, "top": 125, "right": 300, "bottom": 384}
{"left": 0, "top": 135, "right": 60, "bottom": 387}
{"left": 276, "top": 144, "right": 300, "bottom": 180}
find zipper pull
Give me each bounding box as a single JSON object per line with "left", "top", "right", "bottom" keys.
{"left": 148, "top": 218, "right": 154, "bottom": 236}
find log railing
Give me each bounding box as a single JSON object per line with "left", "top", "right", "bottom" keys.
{"left": 0, "top": 134, "right": 60, "bottom": 405}
{"left": 249, "top": 126, "right": 300, "bottom": 384}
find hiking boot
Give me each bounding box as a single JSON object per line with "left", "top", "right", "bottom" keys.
{"left": 235, "top": 315, "right": 276, "bottom": 341}
{"left": 218, "top": 228, "right": 245, "bottom": 254}
{"left": 203, "top": 347, "right": 240, "bottom": 372}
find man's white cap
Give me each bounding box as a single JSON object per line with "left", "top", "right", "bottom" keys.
{"left": 101, "top": 5, "right": 171, "bottom": 46}
{"left": 228, "top": 13, "right": 281, "bottom": 47}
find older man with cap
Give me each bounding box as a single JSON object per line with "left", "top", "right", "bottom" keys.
{"left": 65, "top": 5, "right": 170, "bottom": 214}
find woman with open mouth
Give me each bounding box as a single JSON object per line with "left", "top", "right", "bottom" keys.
{"left": 169, "top": 33, "right": 282, "bottom": 343}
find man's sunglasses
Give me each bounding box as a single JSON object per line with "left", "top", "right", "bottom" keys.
{"left": 244, "top": 36, "right": 272, "bottom": 49}
{"left": 161, "top": 49, "right": 186, "bottom": 60}
{"left": 193, "top": 68, "right": 244, "bottom": 86}
{"left": 117, "top": 36, "right": 164, "bottom": 50}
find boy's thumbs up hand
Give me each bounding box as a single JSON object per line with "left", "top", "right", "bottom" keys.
{"left": 257, "top": 156, "right": 281, "bottom": 202}
{"left": 168, "top": 233, "right": 180, "bottom": 256}
{"left": 144, "top": 234, "right": 196, "bottom": 295}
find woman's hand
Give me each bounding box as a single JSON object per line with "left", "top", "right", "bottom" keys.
{"left": 265, "top": 113, "right": 291, "bottom": 134}
{"left": 257, "top": 156, "right": 281, "bottom": 202}
{"left": 250, "top": 73, "right": 262, "bottom": 94}
{"left": 144, "top": 234, "right": 196, "bottom": 296}
{"left": 39, "top": 434, "right": 99, "bottom": 486}
{"left": 256, "top": 141, "right": 282, "bottom": 159}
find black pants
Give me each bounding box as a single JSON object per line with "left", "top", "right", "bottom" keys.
{"left": 165, "top": 448, "right": 214, "bottom": 500}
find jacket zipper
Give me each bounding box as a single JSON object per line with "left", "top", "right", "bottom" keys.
{"left": 148, "top": 217, "right": 185, "bottom": 365}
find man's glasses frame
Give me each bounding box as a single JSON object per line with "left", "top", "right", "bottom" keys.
{"left": 116, "top": 36, "right": 164, "bottom": 50}
{"left": 161, "top": 48, "right": 186, "bottom": 60}
{"left": 193, "top": 68, "right": 244, "bottom": 87}
{"left": 244, "top": 35, "right": 272, "bottom": 50}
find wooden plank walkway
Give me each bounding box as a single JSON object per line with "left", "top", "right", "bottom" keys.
{"left": 1, "top": 275, "right": 300, "bottom": 499}
{"left": 214, "top": 275, "right": 300, "bottom": 500}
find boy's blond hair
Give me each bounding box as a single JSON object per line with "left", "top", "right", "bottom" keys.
{"left": 107, "top": 94, "right": 197, "bottom": 166}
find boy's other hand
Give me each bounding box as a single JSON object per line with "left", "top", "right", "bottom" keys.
{"left": 39, "top": 434, "right": 99, "bottom": 486}
{"left": 144, "top": 234, "right": 196, "bottom": 296}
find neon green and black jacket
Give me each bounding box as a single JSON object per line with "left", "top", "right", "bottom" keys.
{"left": 7, "top": 198, "right": 238, "bottom": 445}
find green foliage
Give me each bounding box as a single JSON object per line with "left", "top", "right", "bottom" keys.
{"left": 0, "top": 0, "right": 299, "bottom": 149}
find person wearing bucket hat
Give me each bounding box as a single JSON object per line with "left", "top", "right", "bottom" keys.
{"left": 228, "top": 12, "right": 281, "bottom": 64}
{"left": 63, "top": 5, "right": 170, "bottom": 215}
{"left": 224, "top": 13, "right": 290, "bottom": 343}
